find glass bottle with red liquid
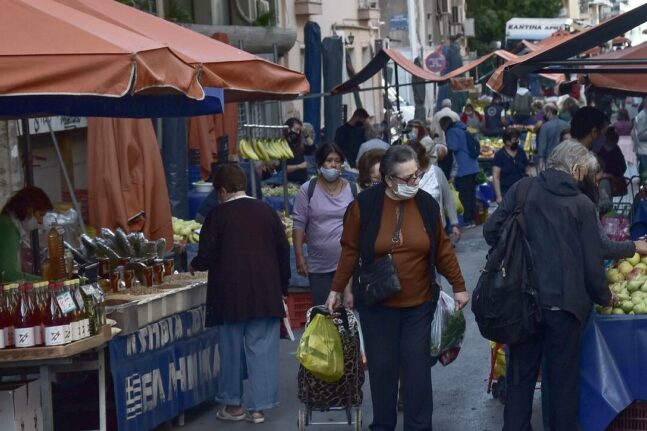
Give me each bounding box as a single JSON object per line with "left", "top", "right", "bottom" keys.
{"left": 14, "top": 283, "right": 39, "bottom": 348}
{"left": 30, "top": 282, "right": 47, "bottom": 347}
{"left": 44, "top": 282, "right": 68, "bottom": 346}
{"left": 0, "top": 290, "right": 11, "bottom": 349}
{"left": 2, "top": 284, "right": 16, "bottom": 348}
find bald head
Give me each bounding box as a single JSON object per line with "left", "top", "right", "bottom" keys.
{"left": 442, "top": 99, "right": 452, "bottom": 109}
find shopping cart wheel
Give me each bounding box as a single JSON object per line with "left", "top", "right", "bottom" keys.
{"left": 297, "top": 409, "right": 306, "bottom": 431}
{"left": 354, "top": 408, "right": 362, "bottom": 431}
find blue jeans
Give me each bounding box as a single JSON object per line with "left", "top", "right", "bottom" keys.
{"left": 217, "top": 317, "right": 280, "bottom": 411}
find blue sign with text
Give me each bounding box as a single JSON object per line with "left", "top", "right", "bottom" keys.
{"left": 109, "top": 307, "right": 219, "bottom": 431}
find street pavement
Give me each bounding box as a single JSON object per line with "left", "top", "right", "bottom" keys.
{"left": 157, "top": 226, "right": 543, "bottom": 431}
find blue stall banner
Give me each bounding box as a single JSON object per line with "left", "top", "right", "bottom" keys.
{"left": 109, "top": 307, "right": 219, "bottom": 431}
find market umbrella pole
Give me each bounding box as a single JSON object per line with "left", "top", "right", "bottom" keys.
{"left": 45, "top": 119, "right": 88, "bottom": 236}
{"left": 20, "top": 118, "right": 40, "bottom": 275}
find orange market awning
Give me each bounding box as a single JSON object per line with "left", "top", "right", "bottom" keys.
{"left": 488, "top": 2, "right": 647, "bottom": 95}
{"left": 332, "top": 49, "right": 443, "bottom": 94}
{"left": 588, "top": 43, "right": 647, "bottom": 96}
{"left": 0, "top": 0, "right": 204, "bottom": 100}
{"left": 55, "top": 0, "right": 309, "bottom": 102}
{"left": 332, "top": 48, "right": 565, "bottom": 95}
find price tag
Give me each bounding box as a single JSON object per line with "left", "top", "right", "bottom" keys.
{"left": 81, "top": 284, "right": 95, "bottom": 296}
{"left": 56, "top": 291, "right": 77, "bottom": 315}
{"left": 74, "top": 290, "right": 85, "bottom": 310}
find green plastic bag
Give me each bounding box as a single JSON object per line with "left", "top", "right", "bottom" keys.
{"left": 296, "top": 314, "right": 344, "bottom": 383}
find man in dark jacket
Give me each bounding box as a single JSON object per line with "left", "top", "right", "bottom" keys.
{"left": 191, "top": 163, "right": 290, "bottom": 424}
{"left": 483, "top": 140, "right": 614, "bottom": 431}
{"left": 334, "top": 108, "right": 369, "bottom": 168}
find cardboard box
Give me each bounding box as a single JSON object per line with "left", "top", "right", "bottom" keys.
{"left": 0, "top": 380, "right": 42, "bottom": 431}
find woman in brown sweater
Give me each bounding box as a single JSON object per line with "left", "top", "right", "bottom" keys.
{"left": 325, "top": 145, "right": 467, "bottom": 431}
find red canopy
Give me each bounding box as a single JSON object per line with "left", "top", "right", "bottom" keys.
{"left": 333, "top": 48, "right": 562, "bottom": 95}
{"left": 0, "top": 0, "right": 203, "bottom": 99}
{"left": 589, "top": 43, "right": 647, "bottom": 96}
{"left": 488, "top": 3, "right": 647, "bottom": 94}
{"left": 55, "top": 0, "right": 309, "bottom": 101}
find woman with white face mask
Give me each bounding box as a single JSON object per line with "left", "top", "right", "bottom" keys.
{"left": 0, "top": 186, "right": 53, "bottom": 282}
{"left": 324, "top": 145, "right": 468, "bottom": 431}
{"left": 292, "top": 143, "right": 357, "bottom": 306}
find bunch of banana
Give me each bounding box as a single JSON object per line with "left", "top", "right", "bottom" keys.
{"left": 239, "top": 138, "right": 260, "bottom": 161}
{"left": 239, "top": 138, "right": 295, "bottom": 161}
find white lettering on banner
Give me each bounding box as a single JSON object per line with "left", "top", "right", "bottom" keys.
{"left": 160, "top": 320, "right": 170, "bottom": 346}
{"left": 186, "top": 352, "right": 198, "bottom": 391}
{"left": 125, "top": 307, "right": 205, "bottom": 356}
{"left": 124, "top": 343, "right": 219, "bottom": 422}
{"left": 169, "top": 357, "right": 187, "bottom": 394}
{"left": 141, "top": 369, "right": 166, "bottom": 411}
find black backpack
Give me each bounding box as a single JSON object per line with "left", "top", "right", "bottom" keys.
{"left": 472, "top": 178, "right": 541, "bottom": 345}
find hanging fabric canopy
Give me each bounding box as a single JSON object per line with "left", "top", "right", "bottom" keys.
{"left": 332, "top": 48, "right": 563, "bottom": 95}
{"left": 55, "top": 0, "right": 309, "bottom": 102}
{"left": 588, "top": 42, "right": 647, "bottom": 96}
{"left": 0, "top": 0, "right": 204, "bottom": 100}
{"left": 488, "top": 2, "right": 647, "bottom": 94}
{"left": 87, "top": 118, "right": 174, "bottom": 249}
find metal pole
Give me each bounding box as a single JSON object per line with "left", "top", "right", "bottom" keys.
{"left": 46, "top": 119, "right": 87, "bottom": 235}
{"left": 238, "top": 39, "right": 258, "bottom": 199}
{"left": 273, "top": 43, "right": 289, "bottom": 217}
{"left": 394, "top": 63, "right": 401, "bottom": 113}
{"left": 98, "top": 349, "right": 107, "bottom": 431}
{"left": 20, "top": 118, "right": 40, "bottom": 275}
{"left": 21, "top": 118, "right": 34, "bottom": 186}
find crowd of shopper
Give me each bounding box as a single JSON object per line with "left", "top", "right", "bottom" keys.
{"left": 190, "top": 91, "right": 647, "bottom": 431}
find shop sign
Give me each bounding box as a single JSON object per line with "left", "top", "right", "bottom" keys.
{"left": 109, "top": 306, "right": 219, "bottom": 431}
{"left": 17, "top": 116, "right": 87, "bottom": 135}
{"left": 390, "top": 15, "right": 408, "bottom": 32}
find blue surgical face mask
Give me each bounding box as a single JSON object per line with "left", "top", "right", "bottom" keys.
{"left": 320, "top": 167, "right": 341, "bottom": 182}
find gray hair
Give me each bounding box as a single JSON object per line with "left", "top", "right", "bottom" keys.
{"left": 441, "top": 98, "right": 452, "bottom": 108}
{"left": 364, "top": 123, "right": 379, "bottom": 140}
{"left": 302, "top": 122, "right": 315, "bottom": 139}
{"left": 547, "top": 139, "right": 597, "bottom": 174}
{"left": 379, "top": 145, "right": 418, "bottom": 178}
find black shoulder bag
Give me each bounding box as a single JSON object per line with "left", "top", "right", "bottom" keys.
{"left": 357, "top": 202, "right": 405, "bottom": 307}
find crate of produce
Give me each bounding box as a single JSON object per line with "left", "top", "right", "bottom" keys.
{"left": 608, "top": 401, "right": 647, "bottom": 430}
{"left": 286, "top": 290, "right": 312, "bottom": 329}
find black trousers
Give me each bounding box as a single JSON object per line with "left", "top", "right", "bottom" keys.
{"left": 503, "top": 310, "right": 582, "bottom": 431}
{"left": 358, "top": 301, "right": 435, "bottom": 431}
{"left": 455, "top": 174, "right": 477, "bottom": 224}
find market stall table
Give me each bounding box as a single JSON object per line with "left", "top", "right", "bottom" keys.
{"left": 0, "top": 325, "right": 113, "bottom": 431}
{"left": 105, "top": 276, "right": 219, "bottom": 431}
{"left": 579, "top": 313, "right": 647, "bottom": 430}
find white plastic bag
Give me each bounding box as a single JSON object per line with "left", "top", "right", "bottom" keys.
{"left": 430, "top": 291, "right": 466, "bottom": 366}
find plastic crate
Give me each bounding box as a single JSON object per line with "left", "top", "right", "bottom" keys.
{"left": 286, "top": 290, "right": 312, "bottom": 329}
{"left": 608, "top": 401, "right": 647, "bottom": 430}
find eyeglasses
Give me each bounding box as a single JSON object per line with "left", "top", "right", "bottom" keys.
{"left": 390, "top": 170, "right": 424, "bottom": 186}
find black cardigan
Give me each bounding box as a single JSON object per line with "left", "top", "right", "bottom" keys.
{"left": 355, "top": 183, "right": 439, "bottom": 279}
{"left": 191, "top": 198, "right": 291, "bottom": 326}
